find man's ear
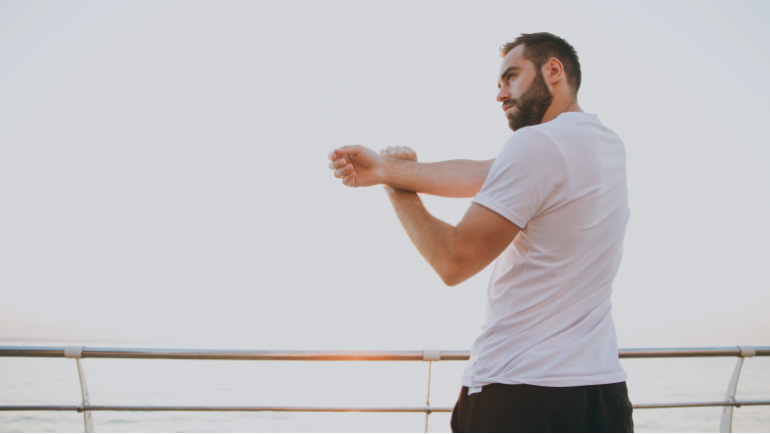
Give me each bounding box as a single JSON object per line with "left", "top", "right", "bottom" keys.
{"left": 543, "top": 57, "right": 565, "bottom": 84}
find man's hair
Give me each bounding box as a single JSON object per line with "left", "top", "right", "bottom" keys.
{"left": 501, "top": 32, "right": 581, "bottom": 96}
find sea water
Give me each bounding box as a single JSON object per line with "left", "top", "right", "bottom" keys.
{"left": 1, "top": 341, "right": 768, "bottom": 432}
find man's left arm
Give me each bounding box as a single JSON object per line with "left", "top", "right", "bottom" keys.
{"left": 384, "top": 187, "right": 521, "bottom": 286}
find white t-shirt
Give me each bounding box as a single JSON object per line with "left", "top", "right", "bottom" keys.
{"left": 464, "top": 112, "right": 629, "bottom": 388}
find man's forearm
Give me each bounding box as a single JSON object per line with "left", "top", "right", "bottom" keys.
{"left": 384, "top": 188, "right": 461, "bottom": 284}
{"left": 382, "top": 158, "right": 493, "bottom": 198}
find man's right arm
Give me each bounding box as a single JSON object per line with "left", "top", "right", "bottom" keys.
{"left": 328, "top": 145, "right": 493, "bottom": 198}
{"left": 382, "top": 158, "right": 493, "bottom": 198}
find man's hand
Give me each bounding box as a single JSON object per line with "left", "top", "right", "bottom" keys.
{"left": 328, "top": 145, "right": 386, "bottom": 188}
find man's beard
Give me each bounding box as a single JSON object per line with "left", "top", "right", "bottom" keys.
{"left": 505, "top": 70, "right": 553, "bottom": 131}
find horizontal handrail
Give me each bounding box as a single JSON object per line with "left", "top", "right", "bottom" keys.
{"left": 0, "top": 405, "right": 454, "bottom": 413}
{"left": 2, "top": 400, "right": 769, "bottom": 413}
{"left": 633, "top": 400, "right": 770, "bottom": 409}
{"left": 0, "top": 347, "right": 467, "bottom": 360}
{"left": 618, "top": 347, "right": 769, "bottom": 358}
{"left": 0, "top": 346, "right": 768, "bottom": 360}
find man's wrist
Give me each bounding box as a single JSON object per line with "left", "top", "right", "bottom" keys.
{"left": 380, "top": 157, "right": 417, "bottom": 188}
{"left": 379, "top": 156, "right": 396, "bottom": 186}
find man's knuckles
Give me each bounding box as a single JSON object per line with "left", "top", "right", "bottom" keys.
{"left": 334, "top": 165, "right": 354, "bottom": 178}
{"left": 328, "top": 158, "right": 349, "bottom": 170}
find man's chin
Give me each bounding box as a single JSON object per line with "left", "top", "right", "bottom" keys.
{"left": 506, "top": 113, "right": 522, "bottom": 131}
{"left": 507, "top": 111, "right": 543, "bottom": 131}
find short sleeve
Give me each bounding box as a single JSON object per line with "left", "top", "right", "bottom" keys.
{"left": 472, "top": 128, "right": 569, "bottom": 228}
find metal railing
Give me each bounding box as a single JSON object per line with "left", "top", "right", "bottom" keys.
{"left": 1, "top": 345, "right": 768, "bottom": 432}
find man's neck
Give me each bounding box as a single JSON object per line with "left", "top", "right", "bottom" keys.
{"left": 540, "top": 99, "right": 583, "bottom": 124}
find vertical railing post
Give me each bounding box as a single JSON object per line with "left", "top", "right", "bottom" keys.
{"left": 425, "top": 361, "right": 433, "bottom": 433}
{"left": 719, "top": 346, "right": 755, "bottom": 433}
{"left": 65, "top": 346, "right": 94, "bottom": 433}
{"left": 423, "top": 350, "right": 441, "bottom": 433}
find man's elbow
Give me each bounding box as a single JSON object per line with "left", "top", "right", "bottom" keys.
{"left": 438, "top": 263, "right": 470, "bottom": 287}
{"left": 440, "top": 274, "right": 464, "bottom": 287}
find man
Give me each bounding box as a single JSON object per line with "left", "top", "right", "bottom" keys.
{"left": 327, "top": 32, "right": 633, "bottom": 432}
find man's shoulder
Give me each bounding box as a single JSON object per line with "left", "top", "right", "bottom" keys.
{"left": 504, "top": 125, "right": 555, "bottom": 148}
{"left": 497, "top": 126, "right": 566, "bottom": 168}
{"left": 537, "top": 112, "right": 601, "bottom": 133}
{"left": 530, "top": 112, "right": 623, "bottom": 148}
{"left": 508, "top": 113, "right": 593, "bottom": 144}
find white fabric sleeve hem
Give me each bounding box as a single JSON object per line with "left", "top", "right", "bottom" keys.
{"left": 472, "top": 193, "right": 528, "bottom": 229}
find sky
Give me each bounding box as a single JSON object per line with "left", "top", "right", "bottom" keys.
{"left": 1, "top": 0, "right": 769, "bottom": 351}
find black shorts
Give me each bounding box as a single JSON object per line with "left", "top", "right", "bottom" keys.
{"left": 450, "top": 382, "right": 634, "bottom": 433}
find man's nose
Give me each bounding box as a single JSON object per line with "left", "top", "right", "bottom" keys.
{"left": 497, "top": 86, "right": 509, "bottom": 102}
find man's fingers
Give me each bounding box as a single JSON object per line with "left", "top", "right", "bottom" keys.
{"left": 342, "top": 172, "right": 356, "bottom": 187}
{"left": 378, "top": 145, "right": 417, "bottom": 162}
{"left": 334, "top": 164, "right": 354, "bottom": 178}
{"left": 328, "top": 158, "right": 347, "bottom": 170}
{"left": 335, "top": 144, "right": 363, "bottom": 157}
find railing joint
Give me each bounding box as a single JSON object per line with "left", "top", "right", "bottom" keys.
{"left": 64, "top": 346, "right": 85, "bottom": 359}
{"left": 423, "top": 350, "right": 441, "bottom": 361}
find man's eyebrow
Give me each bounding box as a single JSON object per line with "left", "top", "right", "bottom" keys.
{"left": 499, "top": 66, "right": 520, "bottom": 80}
